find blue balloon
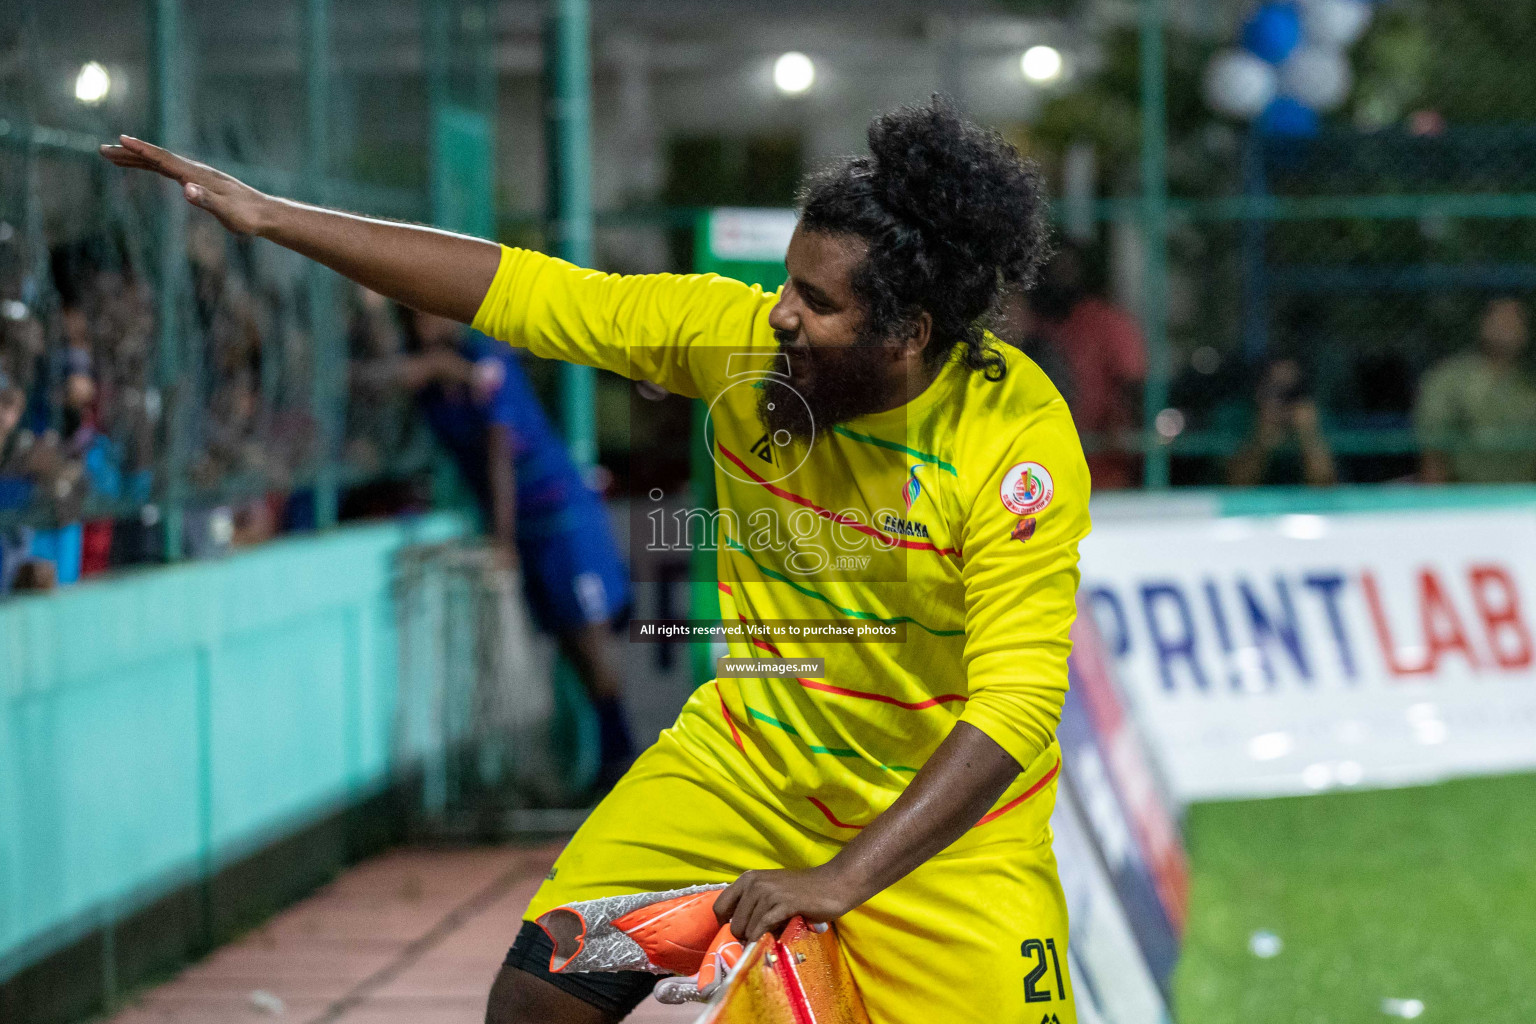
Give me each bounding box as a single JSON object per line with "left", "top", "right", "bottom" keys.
{"left": 1258, "top": 95, "right": 1320, "bottom": 137}
{"left": 1243, "top": 2, "right": 1303, "bottom": 64}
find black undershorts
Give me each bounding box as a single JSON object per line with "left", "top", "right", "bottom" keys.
{"left": 502, "top": 919, "right": 659, "bottom": 1018}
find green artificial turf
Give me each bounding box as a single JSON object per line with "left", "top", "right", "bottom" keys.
{"left": 1173, "top": 771, "right": 1536, "bottom": 1024}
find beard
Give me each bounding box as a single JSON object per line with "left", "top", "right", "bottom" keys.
{"left": 757, "top": 330, "right": 897, "bottom": 445}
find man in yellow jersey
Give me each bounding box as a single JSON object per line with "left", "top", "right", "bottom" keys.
{"left": 103, "top": 97, "right": 1088, "bottom": 1024}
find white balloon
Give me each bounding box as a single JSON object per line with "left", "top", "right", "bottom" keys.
{"left": 1204, "top": 49, "right": 1278, "bottom": 120}
{"left": 1280, "top": 45, "right": 1353, "bottom": 113}
{"left": 1301, "top": 0, "right": 1373, "bottom": 49}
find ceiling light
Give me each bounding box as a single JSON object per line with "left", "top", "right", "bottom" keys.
{"left": 75, "top": 62, "right": 111, "bottom": 105}
{"left": 774, "top": 52, "right": 815, "bottom": 96}
{"left": 1021, "top": 46, "right": 1063, "bottom": 84}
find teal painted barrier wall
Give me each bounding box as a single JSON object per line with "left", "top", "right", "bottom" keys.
{"left": 1091, "top": 483, "right": 1536, "bottom": 521}
{"left": 0, "top": 512, "right": 468, "bottom": 982}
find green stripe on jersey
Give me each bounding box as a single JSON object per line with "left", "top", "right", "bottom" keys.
{"left": 723, "top": 537, "right": 965, "bottom": 638}
{"left": 831, "top": 425, "right": 958, "bottom": 475}
{"left": 744, "top": 705, "right": 918, "bottom": 773}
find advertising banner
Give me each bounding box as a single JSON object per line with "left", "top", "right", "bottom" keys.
{"left": 1058, "top": 615, "right": 1189, "bottom": 991}
{"left": 1079, "top": 508, "right": 1536, "bottom": 800}
{"left": 1051, "top": 779, "right": 1172, "bottom": 1024}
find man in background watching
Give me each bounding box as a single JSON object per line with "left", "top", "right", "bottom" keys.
{"left": 396, "top": 308, "right": 637, "bottom": 790}
{"left": 1031, "top": 242, "right": 1147, "bottom": 490}
{"left": 1416, "top": 296, "right": 1536, "bottom": 484}
{"left": 1227, "top": 356, "right": 1338, "bottom": 487}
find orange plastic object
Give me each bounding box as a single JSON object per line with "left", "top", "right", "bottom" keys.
{"left": 608, "top": 889, "right": 724, "bottom": 976}
{"left": 696, "top": 924, "right": 745, "bottom": 992}
{"left": 703, "top": 917, "right": 872, "bottom": 1024}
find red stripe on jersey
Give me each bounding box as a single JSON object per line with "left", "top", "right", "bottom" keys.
{"left": 715, "top": 443, "right": 961, "bottom": 557}
{"left": 806, "top": 796, "right": 864, "bottom": 830}
{"left": 974, "top": 758, "right": 1060, "bottom": 827}
{"left": 716, "top": 682, "right": 745, "bottom": 752}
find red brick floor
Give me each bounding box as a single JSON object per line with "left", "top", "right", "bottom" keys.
{"left": 103, "top": 844, "right": 698, "bottom": 1024}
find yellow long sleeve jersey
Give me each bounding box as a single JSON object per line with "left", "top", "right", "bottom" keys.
{"left": 474, "top": 246, "right": 1091, "bottom": 839}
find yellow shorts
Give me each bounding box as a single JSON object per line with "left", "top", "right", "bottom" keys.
{"left": 525, "top": 700, "right": 1078, "bottom": 1024}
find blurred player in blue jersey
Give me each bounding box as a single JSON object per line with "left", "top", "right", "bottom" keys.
{"left": 402, "top": 309, "right": 636, "bottom": 789}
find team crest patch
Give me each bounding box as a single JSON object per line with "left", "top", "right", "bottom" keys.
{"left": 1011, "top": 517, "right": 1037, "bottom": 544}
{"left": 1001, "top": 462, "right": 1054, "bottom": 516}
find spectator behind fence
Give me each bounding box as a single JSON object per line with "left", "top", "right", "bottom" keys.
{"left": 1415, "top": 296, "right": 1536, "bottom": 484}
{"left": 0, "top": 305, "right": 91, "bottom": 590}
{"left": 990, "top": 285, "right": 1076, "bottom": 408}
{"left": 1031, "top": 242, "right": 1146, "bottom": 490}
{"left": 0, "top": 376, "right": 25, "bottom": 516}
{"left": 390, "top": 308, "right": 638, "bottom": 789}
{"left": 1227, "top": 357, "right": 1338, "bottom": 487}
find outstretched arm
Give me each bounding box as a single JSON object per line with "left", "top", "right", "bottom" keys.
{"left": 100, "top": 135, "right": 499, "bottom": 324}
{"left": 713, "top": 722, "right": 1020, "bottom": 942}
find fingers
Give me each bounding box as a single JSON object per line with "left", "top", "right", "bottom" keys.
{"left": 729, "top": 892, "right": 757, "bottom": 942}
{"left": 118, "top": 135, "right": 181, "bottom": 172}
{"left": 100, "top": 136, "right": 197, "bottom": 182}
{"left": 719, "top": 870, "right": 813, "bottom": 942}
{"left": 98, "top": 146, "right": 158, "bottom": 171}
{"left": 99, "top": 146, "right": 177, "bottom": 180}
{"left": 744, "top": 901, "right": 789, "bottom": 944}
{"left": 713, "top": 873, "right": 748, "bottom": 924}
{"left": 736, "top": 892, "right": 787, "bottom": 944}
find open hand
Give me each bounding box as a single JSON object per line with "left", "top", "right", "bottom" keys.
{"left": 99, "top": 135, "right": 272, "bottom": 237}
{"left": 714, "top": 864, "right": 863, "bottom": 943}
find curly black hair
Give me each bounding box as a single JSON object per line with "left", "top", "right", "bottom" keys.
{"left": 798, "top": 97, "right": 1051, "bottom": 381}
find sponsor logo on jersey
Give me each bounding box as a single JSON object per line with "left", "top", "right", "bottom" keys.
{"left": 903, "top": 464, "right": 924, "bottom": 512}
{"left": 881, "top": 513, "right": 931, "bottom": 540}
{"left": 1001, "top": 461, "right": 1054, "bottom": 516}
{"left": 1012, "top": 516, "right": 1037, "bottom": 545}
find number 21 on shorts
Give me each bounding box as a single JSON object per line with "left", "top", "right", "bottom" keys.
{"left": 1021, "top": 937, "right": 1066, "bottom": 1003}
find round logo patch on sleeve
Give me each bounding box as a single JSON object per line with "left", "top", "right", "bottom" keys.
{"left": 1000, "top": 461, "right": 1054, "bottom": 516}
